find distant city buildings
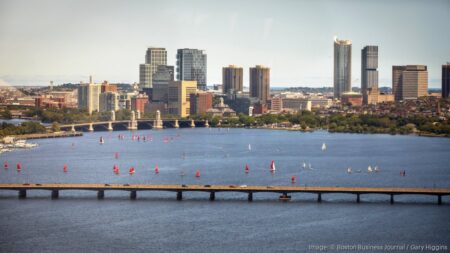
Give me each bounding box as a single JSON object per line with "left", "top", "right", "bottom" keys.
{"left": 392, "top": 65, "right": 428, "bottom": 101}
{"left": 333, "top": 37, "right": 352, "bottom": 99}
{"left": 167, "top": 80, "right": 197, "bottom": 117}
{"left": 442, "top": 62, "right": 450, "bottom": 98}
{"left": 99, "top": 92, "right": 119, "bottom": 112}
{"left": 249, "top": 65, "right": 270, "bottom": 104}
{"left": 190, "top": 92, "right": 213, "bottom": 115}
{"left": 139, "top": 47, "right": 167, "bottom": 89}
{"left": 152, "top": 65, "right": 174, "bottom": 103}
{"left": 131, "top": 93, "right": 149, "bottom": 114}
{"left": 222, "top": 65, "right": 243, "bottom": 94}
{"left": 176, "top": 49, "right": 207, "bottom": 90}
{"left": 78, "top": 76, "right": 101, "bottom": 114}
{"left": 361, "top": 45, "right": 379, "bottom": 105}
{"left": 341, "top": 92, "right": 363, "bottom": 107}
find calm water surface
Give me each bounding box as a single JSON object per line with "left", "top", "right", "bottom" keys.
{"left": 0, "top": 129, "right": 449, "bottom": 252}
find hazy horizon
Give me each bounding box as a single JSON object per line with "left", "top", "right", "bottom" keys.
{"left": 1, "top": 0, "right": 449, "bottom": 88}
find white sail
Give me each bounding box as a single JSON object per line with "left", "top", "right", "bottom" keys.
{"left": 368, "top": 165, "right": 373, "bottom": 172}
{"left": 248, "top": 144, "right": 252, "bottom": 151}
{"left": 302, "top": 162, "right": 306, "bottom": 169}
{"left": 321, "top": 143, "right": 326, "bottom": 151}
{"left": 347, "top": 167, "right": 352, "bottom": 174}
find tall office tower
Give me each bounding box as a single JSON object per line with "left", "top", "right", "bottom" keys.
{"left": 392, "top": 65, "right": 428, "bottom": 100}
{"left": 152, "top": 65, "right": 174, "bottom": 103}
{"left": 361, "top": 46, "right": 379, "bottom": 104}
{"left": 77, "top": 76, "right": 101, "bottom": 115}
{"left": 392, "top": 66, "right": 406, "bottom": 101}
{"left": 176, "top": 49, "right": 207, "bottom": 90}
{"left": 99, "top": 92, "right": 119, "bottom": 112}
{"left": 222, "top": 65, "right": 243, "bottom": 94}
{"left": 249, "top": 65, "right": 270, "bottom": 104}
{"left": 167, "top": 80, "right": 197, "bottom": 117}
{"left": 334, "top": 37, "right": 352, "bottom": 99}
{"left": 442, "top": 62, "right": 450, "bottom": 98}
{"left": 139, "top": 47, "right": 167, "bottom": 89}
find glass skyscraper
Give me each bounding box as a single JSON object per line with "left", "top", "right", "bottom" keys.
{"left": 139, "top": 47, "right": 167, "bottom": 89}
{"left": 176, "top": 48, "right": 207, "bottom": 90}
{"left": 333, "top": 37, "right": 352, "bottom": 99}
{"left": 361, "top": 45, "right": 379, "bottom": 104}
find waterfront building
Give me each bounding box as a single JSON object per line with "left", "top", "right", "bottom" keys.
{"left": 206, "top": 97, "right": 236, "bottom": 117}
{"left": 176, "top": 49, "right": 207, "bottom": 90}
{"left": 77, "top": 76, "right": 101, "bottom": 114}
{"left": 99, "top": 92, "right": 119, "bottom": 112}
{"left": 118, "top": 92, "right": 137, "bottom": 110}
{"left": 152, "top": 65, "right": 174, "bottom": 103}
{"left": 341, "top": 92, "right": 363, "bottom": 106}
{"left": 393, "top": 65, "right": 428, "bottom": 101}
{"left": 222, "top": 65, "right": 243, "bottom": 94}
{"left": 131, "top": 94, "right": 149, "bottom": 114}
{"left": 190, "top": 92, "right": 213, "bottom": 115}
{"left": 139, "top": 47, "right": 167, "bottom": 89}
{"left": 443, "top": 62, "right": 450, "bottom": 98}
{"left": 167, "top": 80, "right": 197, "bottom": 117}
{"left": 249, "top": 65, "right": 270, "bottom": 104}
{"left": 361, "top": 46, "right": 379, "bottom": 104}
{"left": 334, "top": 37, "right": 352, "bottom": 99}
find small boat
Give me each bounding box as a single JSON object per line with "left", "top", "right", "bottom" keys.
{"left": 308, "top": 163, "right": 313, "bottom": 170}
{"left": 270, "top": 160, "right": 276, "bottom": 172}
{"left": 279, "top": 194, "right": 291, "bottom": 201}
{"left": 113, "top": 165, "right": 120, "bottom": 175}
{"left": 248, "top": 144, "right": 252, "bottom": 151}
{"left": 129, "top": 167, "right": 135, "bottom": 175}
{"left": 155, "top": 165, "right": 159, "bottom": 174}
{"left": 16, "top": 162, "right": 21, "bottom": 172}
{"left": 374, "top": 166, "right": 379, "bottom": 172}
{"left": 321, "top": 143, "right": 326, "bottom": 151}
{"left": 347, "top": 167, "right": 352, "bottom": 174}
{"left": 302, "top": 162, "right": 306, "bottom": 169}
{"left": 368, "top": 166, "right": 373, "bottom": 173}
{"left": 100, "top": 137, "right": 105, "bottom": 144}
{"left": 291, "top": 176, "right": 297, "bottom": 184}
{"left": 4, "top": 161, "right": 8, "bottom": 169}
{"left": 245, "top": 164, "right": 249, "bottom": 174}
{"left": 195, "top": 170, "right": 201, "bottom": 178}
{"left": 63, "top": 164, "right": 68, "bottom": 173}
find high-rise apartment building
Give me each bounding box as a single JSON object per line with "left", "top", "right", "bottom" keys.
{"left": 139, "top": 47, "right": 167, "bottom": 89}
{"left": 249, "top": 65, "right": 270, "bottom": 104}
{"left": 334, "top": 37, "right": 352, "bottom": 99}
{"left": 77, "top": 76, "right": 101, "bottom": 115}
{"left": 361, "top": 46, "right": 379, "bottom": 104}
{"left": 152, "top": 65, "right": 174, "bottom": 103}
{"left": 442, "top": 62, "right": 450, "bottom": 99}
{"left": 99, "top": 92, "right": 119, "bottom": 112}
{"left": 101, "top": 81, "right": 118, "bottom": 93}
{"left": 176, "top": 49, "right": 207, "bottom": 90}
{"left": 167, "top": 80, "right": 197, "bottom": 117}
{"left": 392, "top": 65, "right": 428, "bottom": 101}
{"left": 222, "top": 65, "right": 243, "bottom": 94}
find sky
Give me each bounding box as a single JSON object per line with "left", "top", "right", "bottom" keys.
{"left": 0, "top": 0, "right": 449, "bottom": 88}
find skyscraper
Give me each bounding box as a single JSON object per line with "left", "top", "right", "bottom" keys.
{"left": 392, "top": 65, "right": 428, "bottom": 101}
{"left": 249, "top": 65, "right": 270, "bottom": 104}
{"left": 361, "top": 46, "right": 379, "bottom": 104}
{"left": 152, "top": 65, "right": 174, "bottom": 103}
{"left": 176, "top": 49, "right": 207, "bottom": 90}
{"left": 442, "top": 62, "right": 450, "bottom": 99}
{"left": 334, "top": 37, "right": 352, "bottom": 99}
{"left": 222, "top": 65, "right": 243, "bottom": 94}
{"left": 139, "top": 47, "right": 167, "bottom": 89}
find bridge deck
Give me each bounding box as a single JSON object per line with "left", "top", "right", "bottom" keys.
{"left": 1, "top": 184, "right": 449, "bottom": 195}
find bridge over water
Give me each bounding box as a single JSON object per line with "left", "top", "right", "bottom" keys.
{"left": 1, "top": 184, "right": 448, "bottom": 204}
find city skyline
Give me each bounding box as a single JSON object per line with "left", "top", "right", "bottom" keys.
{"left": 0, "top": 0, "right": 449, "bottom": 88}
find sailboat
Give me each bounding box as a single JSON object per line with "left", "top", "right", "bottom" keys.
{"left": 291, "top": 176, "right": 297, "bottom": 184}
{"left": 374, "top": 166, "right": 379, "bottom": 172}
{"left": 4, "top": 161, "right": 8, "bottom": 169}
{"left": 155, "top": 165, "right": 159, "bottom": 174}
{"left": 245, "top": 164, "right": 249, "bottom": 173}
{"left": 270, "top": 160, "right": 276, "bottom": 172}
{"left": 129, "top": 167, "right": 135, "bottom": 175}
{"left": 195, "top": 170, "right": 201, "bottom": 178}
{"left": 248, "top": 144, "right": 252, "bottom": 151}
{"left": 63, "top": 164, "right": 68, "bottom": 173}
{"left": 302, "top": 162, "right": 306, "bottom": 169}
{"left": 99, "top": 136, "right": 105, "bottom": 144}
{"left": 308, "top": 163, "right": 313, "bottom": 170}
{"left": 347, "top": 167, "right": 352, "bottom": 174}
{"left": 368, "top": 165, "right": 373, "bottom": 173}
{"left": 321, "top": 143, "right": 326, "bottom": 151}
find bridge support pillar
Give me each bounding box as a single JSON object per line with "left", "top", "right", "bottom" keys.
{"left": 18, "top": 189, "right": 26, "bottom": 199}
{"left": 51, "top": 190, "right": 59, "bottom": 199}
{"left": 190, "top": 120, "right": 195, "bottom": 128}
{"left": 177, "top": 191, "right": 183, "bottom": 201}
{"left": 438, "top": 195, "right": 442, "bottom": 205}
{"left": 88, "top": 123, "right": 94, "bottom": 132}
{"left": 205, "top": 120, "right": 210, "bottom": 128}
{"left": 97, "top": 190, "right": 104, "bottom": 199}
{"left": 317, "top": 193, "right": 322, "bottom": 203}
{"left": 209, "top": 192, "right": 215, "bottom": 201}
{"left": 107, "top": 122, "right": 113, "bottom": 131}
{"left": 130, "top": 190, "right": 137, "bottom": 200}
{"left": 390, "top": 194, "right": 394, "bottom": 204}
{"left": 356, "top": 193, "right": 360, "bottom": 203}
{"left": 248, "top": 192, "right": 253, "bottom": 202}
{"left": 71, "top": 125, "right": 76, "bottom": 132}
{"left": 174, "top": 119, "right": 179, "bottom": 128}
